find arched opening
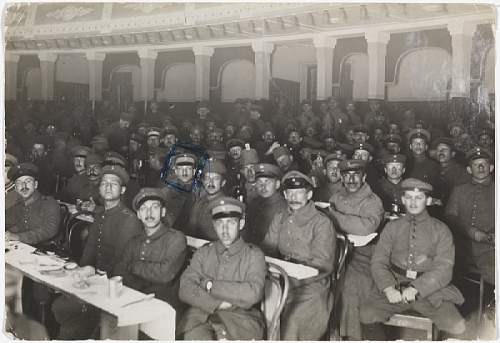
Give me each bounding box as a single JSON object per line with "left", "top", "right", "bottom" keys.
{"left": 109, "top": 64, "right": 141, "bottom": 111}
{"left": 220, "top": 59, "right": 255, "bottom": 102}
{"left": 340, "top": 53, "right": 368, "bottom": 101}
{"left": 157, "top": 63, "right": 196, "bottom": 102}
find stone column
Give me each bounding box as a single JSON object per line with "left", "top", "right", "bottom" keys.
{"left": 192, "top": 46, "right": 214, "bottom": 101}
{"left": 138, "top": 49, "right": 158, "bottom": 102}
{"left": 365, "top": 31, "right": 390, "bottom": 100}
{"left": 38, "top": 52, "right": 57, "bottom": 101}
{"left": 86, "top": 52, "right": 106, "bottom": 102}
{"left": 313, "top": 35, "right": 336, "bottom": 100}
{"left": 5, "top": 53, "right": 20, "bottom": 100}
{"left": 251, "top": 41, "right": 274, "bottom": 99}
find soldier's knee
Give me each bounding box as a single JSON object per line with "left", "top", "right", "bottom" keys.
{"left": 359, "top": 304, "right": 378, "bottom": 324}
{"left": 446, "top": 319, "right": 466, "bottom": 335}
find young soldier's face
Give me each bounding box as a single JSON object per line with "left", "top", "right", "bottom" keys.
{"left": 15, "top": 176, "right": 38, "bottom": 200}
{"left": 402, "top": 190, "right": 430, "bottom": 215}
{"left": 137, "top": 200, "right": 165, "bottom": 230}
{"left": 229, "top": 146, "right": 242, "bottom": 160}
{"left": 262, "top": 131, "right": 275, "bottom": 144}
{"left": 288, "top": 132, "right": 302, "bottom": 146}
{"left": 214, "top": 217, "right": 244, "bottom": 247}
{"left": 74, "top": 157, "right": 86, "bottom": 174}
{"left": 276, "top": 154, "right": 293, "bottom": 171}
{"left": 241, "top": 164, "right": 256, "bottom": 182}
{"left": 284, "top": 188, "right": 312, "bottom": 211}
{"left": 174, "top": 165, "right": 195, "bottom": 183}
{"left": 384, "top": 162, "right": 405, "bottom": 181}
{"left": 326, "top": 160, "right": 341, "bottom": 184}
{"left": 436, "top": 144, "right": 453, "bottom": 163}
{"left": 256, "top": 177, "right": 280, "bottom": 198}
{"left": 147, "top": 136, "right": 160, "bottom": 148}
{"left": 467, "top": 158, "right": 494, "bottom": 181}
{"left": 410, "top": 138, "right": 427, "bottom": 155}
{"left": 99, "top": 174, "right": 124, "bottom": 201}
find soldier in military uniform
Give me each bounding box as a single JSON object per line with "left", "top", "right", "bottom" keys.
{"left": 328, "top": 159, "right": 384, "bottom": 340}
{"left": 178, "top": 197, "right": 266, "bottom": 340}
{"left": 244, "top": 163, "right": 287, "bottom": 244}
{"left": 5, "top": 153, "right": 20, "bottom": 210}
{"left": 113, "top": 188, "right": 188, "bottom": 321}
{"left": 162, "top": 153, "right": 197, "bottom": 228}
{"left": 237, "top": 147, "right": 260, "bottom": 203}
{"left": 70, "top": 145, "right": 92, "bottom": 176}
{"left": 272, "top": 146, "right": 299, "bottom": 174}
{"left": 373, "top": 154, "right": 407, "bottom": 215}
{"left": 51, "top": 165, "right": 142, "bottom": 339}
{"left": 445, "top": 147, "right": 495, "bottom": 285}
{"left": 405, "top": 128, "right": 440, "bottom": 190}
{"left": 146, "top": 127, "right": 162, "bottom": 150}
{"left": 360, "top": 178, "right": 465, "bottom": 339}
{"left": 103, "top": 111, "right": 133, "bottom": 155}
{"left": 313, "top": 153, "right": 345, "bottom": 202}
{"left": 352, "top": 142, "right": 379, "bottom": 187}
{"left": 186, "top": 158, "right": 227, "bottom": 240}
{"left": 261, "top": 171, "right": 336, "bottom": 340}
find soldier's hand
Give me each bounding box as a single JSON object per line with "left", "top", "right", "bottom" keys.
{"left": 81, "top": 197, "right": 96, "bottom": 213}
{"left": 383, "top": 286, "right": 403, "bottom": 304}
{"left": 401, "top": 286, "right": 419, "bottom": 303}
{"left": 218, "top": 301, "right": 233, "bottom": 310}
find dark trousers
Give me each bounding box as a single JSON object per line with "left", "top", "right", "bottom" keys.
{"left": 51, "top": 294, "right": 100, "bottom": 340}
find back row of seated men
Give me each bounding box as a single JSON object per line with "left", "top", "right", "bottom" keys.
{"left": 5, "top": 99, "right": 494, "bottom": 340}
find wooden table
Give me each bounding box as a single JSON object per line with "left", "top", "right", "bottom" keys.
{"left": 5, "top": 241, "right": 175, "bottom": 340}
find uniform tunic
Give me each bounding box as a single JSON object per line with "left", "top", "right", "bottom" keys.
{"left": 113, "top": 224, "right": 188, "bottom": 317}
{"left": 445, "top": 178, "right": 495, "bottom": 284}
{"left": 434, "top": 160, "right": 470, "bottom": 204}
{"left": 261, "top": 201, "right": 336, "bottom": 340}
{"left": 373, "top": 177, "right": 403, "bottom": 213}
{"left": 329, "top": 183, "right": 384, "bottom": 339}
{"left": 161, "top": 180, "right": 196, "bottom": 228}
{"left": 186, "top": 193, "right": 224, "bottom": 241}
{"left": 178, "top": 238, "right": 266, "bottom": 340}
{"left": 313, "top": 181, "right": 344, "bottom": 203}
{"left": 6, "top": 191, "right": 60, "bottom": 245}
{"left": 360, "top": 211, "right": 464, "bottom": 333}
{"left": 52, "top": 201, "right": 142, "bottom": 339}
{"left": 406, "top": 155, "right": 440, "bottom": 191}
{"left": 244, "top": 192, "right": 287, "bottom": 245}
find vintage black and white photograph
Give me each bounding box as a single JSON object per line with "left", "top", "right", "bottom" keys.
{"left": 2, "top": 1, "right": 497, "bottom": 341}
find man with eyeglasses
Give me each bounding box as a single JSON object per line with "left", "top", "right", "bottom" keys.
{"left": 244, "top": 163, "right": 287, "bottom": 245}
{"left": 328, "top": 159, "right": 384, "bottom": 340}
{"left": 51, "top": 164, "right": 142, "bottom": 339}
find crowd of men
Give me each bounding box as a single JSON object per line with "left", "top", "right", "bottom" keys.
{"left": 4, "top": 96, "right": 495, "bottom": 340}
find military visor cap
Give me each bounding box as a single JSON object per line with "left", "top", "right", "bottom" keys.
{"left": 226, "top": 138, "right": 245, "bottom": 149}
{"left": 5, "top": 153, "right": 18, "bottom": 167}
{"left": 71, "top": 145, "right": 92, "bottom": 158}
{"left": 339, "top": 159, "right": 367, "bottom": 173}
{"left": 255, "top": 163, "right": 281, "bottom": 179}
{"left": 8, "top": 162, "right": 39, "bottom": 181}
{"left": 86, "top": 153, "right": 103, "bottom": 167}
{"left": 147, "top": 127, "right": 162, "bottom": 137}
{"left": 174, "top": 153, "right": 196, "bottom": 166}
{"left": 382, "top": 154, "right": 407, "bottom": 165}
{"left": 400, "top": 177, "right": 433, "bottom": 193}
{"left": 272, "top": 146, "right": 290, "bottom": 160}
{"left": 466, "top": 146, "right": 493, "bottom": 162}
{"left": 431, "top": 137, "right": 455, "bottom": 150}
{"left": 103, "top": 151, "right": 127, "bottom": 168}
{"left": 101, "top": 164, "right": 129, "bottom": 185}
{"left": 282, "top": 170, "right": 314, "bottom": 189}
{"left": 209, "top": 196, "right": 245, "bottom": 220}
{"left": 324, "top": 153, "right": 345, "bottom": 165}
{"left": 203, "top": 158, "right": 227, "bottom": 175}
{"left": 133, "top": 187, "right": 166, "bottom": 212}
{"left": 407, "top": 128, "right": 431, "bottom": 142}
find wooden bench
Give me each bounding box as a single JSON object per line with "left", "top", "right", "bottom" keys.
{"left": 384, "top": 311, "right": 438, "bottom": 340}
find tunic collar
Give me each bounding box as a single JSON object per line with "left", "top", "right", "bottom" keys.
{"left": 142, "top": 223, "right": 168, "bottom": 241}
{"left": 286, "top": 201, "right": 317, "bottom": 224}
{"left": 471, "top": 176, "right": 493, "bottom": 187}
{"left": 215, "top": 237, "right": 245, "bottom": 256}
{"left": 404, "top": 209, "right": 430, "bottom": 224}
{"left": 104, "top": 201, "right": 125, "bottom": 215}
{"left": 23, "top": 191, "right": 40, "bottom": 207}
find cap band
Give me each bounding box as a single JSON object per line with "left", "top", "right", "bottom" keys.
{"left": 283, "top": 178, "right": 310, "bottom": 189}
{"left": 103, "top": 160, "right": 126, "bottom": 168}
{"left": 212, "top": 211, "right": 243, "bottom": 220}
{"left": 136, "top": 195, "right": 165, "bottom": 210}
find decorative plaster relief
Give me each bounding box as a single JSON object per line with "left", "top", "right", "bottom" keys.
{"left": 46, "top": 5, "right": 95, "bottom": 22}
{"left": 123, "top": 3, "right": 169, "bottom": 14}
{"left": 5, "top": 4, "right": 28, "bottom": 26}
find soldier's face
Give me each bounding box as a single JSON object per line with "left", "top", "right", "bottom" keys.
{"left": 129, "top": 140, "right": 140, "bottom": 152}
{"left": 284, "top": 188, "right": 312, "bottom": 211}
{"left": 241, "top": 164, "right": 256, "bottom": 183}
{"left": 276, "top": 154, "right": 293, "bottom": 171}
{"left": 99, "top": 174, "right": 124, "bottom": 201}
{"left": 190, "top": 130, "right": 203, "bottom": 145}
{"left": 74, "top": 157, "right": 86, "bottom": 174}
{"left": 346, "top": 103, "right": 356, "bottom": 112}
{"left": 467, "top": 158, "right": 494, "bottom": 181}
{"left": 449, "top": 126, "right": 463, "bottom": 138}
{"left": 305, "top": 127, "right": 315, "bottom": 137}
{"left": 410, "top": 138, "right": 427, "bottom": 155}
{"left": 119, "top": 119, "right": 131, "bottom": 129}
{"left": 203, "top": 172, "right": 225, "bottom": 195}
{"left": 479, "top": 134, "right": 492, "bottom": 148}
{"left": 197, "top": 107, "right": 209, "bottom": 119}
{"left": 389, "top": 124, "right": 400, "bottom": 135}
{"left": 137, "top": 200, "right": 165, "bottom": 230}
{"left": 214, "top": 217, "right": 244, "bottom": 247}
{"left": 384, "top": 162, "right": 405, "bottom": 181}
{"left": 174, "top": 165, "right": 194, "bottom": 183}
{"left": 86, "top": 164, "right": 102, "bottom": 182}
{"left": 402, "top": 190, "right": 431, "bottom": 215}
{"left": 353, "top": 132, "right": 369, "bottom": 144}
{"left": 436, "top": 144, "right": 453, "bottom": 163}
{"left": 353, "top": 150, "right": 371, "bottom": 162}
{"left": 229, "top": 146, "right": 242, "bottom": 160}
{"left": 386, "top": 142, "right": 401, "bottom": 154}
{"left": 207, "top": 132, "right": 221, "bottom": 146}
{"left": 225, "top": 125, "right": 235, "bottom": 138}
{"left": 256, "top": 177, "right": 280, "bottom": 198}
{"left": 288, "top": 132, "right": 302, "bottom": 146}
{"left": 373, "top": 129, "right": 385, "bottom": 142}
{"left": 326, "top": 160, "right": 341, "bottom": 184}
{"left": 163, "top": 134, "right": 176, "bottom": 149}
{"left": 14, "top": 176, "right": 37, "bottom": 200}
{"left": 341, "top": 171, "right": 365, "bottom": 193}
{"left": 31, "top": 144, "right": 46, "bottom": 160}
{"left": 263, "top": 131, "right": 275, "bottom": 144}
{"left": 147, "top": 136, "right": 160, "bottom": 148}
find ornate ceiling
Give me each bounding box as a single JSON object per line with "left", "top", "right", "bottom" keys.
{"left": 3, "top": 3, "right": 494, "bottom": 51}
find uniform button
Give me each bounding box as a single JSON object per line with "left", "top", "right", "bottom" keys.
{"left": 141, "top": 251, "right": 145, "bottom": 255}
{"left": 140, "top": 257, "right": 145, "bottom": 261}
{"left": 97, "top": 238, "right": 100, "bottom": 242}
{"left": 146, "top": 239, "right": 150, "bottom": 244}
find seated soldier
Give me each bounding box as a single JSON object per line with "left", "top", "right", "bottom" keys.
{"left": 178, "top": 197, "right": 266, "bottom": 340}
{"left": 261, "top": 171, "right": 336, "bottom": 340}
{"left": 113, "top": 188, "right": 188, "bottom": 321}
{"left": 361, "top": 178, "right": 465, "bottom": 339}
{"left": 313, "top": 152, "right": 345, "bottom": 202}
